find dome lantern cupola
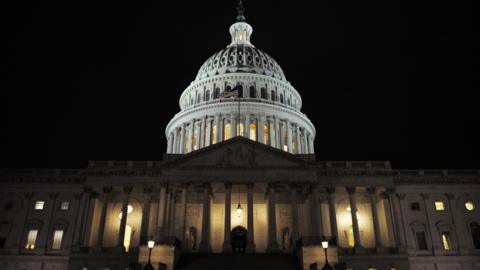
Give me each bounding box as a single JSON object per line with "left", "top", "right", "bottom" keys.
{"left": 229, "top": 0, "right": 253, "bottom": 46}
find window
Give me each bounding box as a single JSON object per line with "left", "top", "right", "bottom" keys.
{"left": 271, "top": 90, "right": 276, "bottom": 101}
{"left": 237, "top": 85, "right": 243, "bottom": 97}
{"left": 224, "top": 123, "right": 231, "bottom": 140}
{"left": 52, "top": 230, "right": 64, "bottom": 249}
{"left": 416, "top": 231, "right": 428, "bottom": 250}
{"left": 410, "top": 202, "right": 420, "bottom": 211}
{"left": 465, "top": 201, "right": 475, "bottom": 211}
{"left": 34, "top": 201, "right": 45, "bottom": 210}
{"left": 249, "top": 86, "right": 256, "bottom": 98}
{"left": 261, "top": 88, "right": 267, "bottom": 99}
{"left": 280, "top": 94, "right": 284, "bottom": 103}
{"left": 205, "top": 90, "right": 210, "bottom": 101}
{"left": 441, "top": 231, "right": 451, "bottom": 250}
{"left": 471, "top": 222, "right": 480, "bottom": 249}
{"left": 249, "top": 123, "right": 256, "bottom": 141}
{"left": 214, "top": 88, "right": 220, "bottom": 99}
{"left": 263, "top": 123, "right": 269, "bottom": 145}
{"left": 435, "top": 201, "right": 445, "bottom": 211}
{"left": 26, "top": 229, "right": 38, "bottom": 249}
{"left": 60, "top": 201, "right": 69, "bottom": 210}
{"left": 211, "top": 124, "right": 217, "bottom": 144}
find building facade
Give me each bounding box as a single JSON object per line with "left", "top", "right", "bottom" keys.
{"left": 1, "top": 3, "right": 480, "bottom": 270}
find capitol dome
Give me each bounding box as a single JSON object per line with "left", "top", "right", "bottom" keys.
{"left": 165, "top": 1, "right": 315, "bottom": 155}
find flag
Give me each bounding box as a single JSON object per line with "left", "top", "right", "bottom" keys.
{"left": 219, "top": 85, "right": 241, "bottom": 99}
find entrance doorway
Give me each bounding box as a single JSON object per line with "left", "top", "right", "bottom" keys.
{"left": 231, "top": 226, "right": 247, "bottom": 253}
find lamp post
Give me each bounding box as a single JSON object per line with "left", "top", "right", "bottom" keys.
{"left": 143, "top": 240, "right": 155, "bottom": 270}
{"left": 321, "top": 240, "right": 333, "bottom": 270}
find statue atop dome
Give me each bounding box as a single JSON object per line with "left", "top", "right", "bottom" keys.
{"left": 237, "top": 0, "right": 246, "bottom": 22}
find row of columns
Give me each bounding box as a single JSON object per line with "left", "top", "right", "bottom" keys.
{"left": 70, "top": 184, "right": 400, "bottom": 254}
{"left": 167, "top": 114, "right": 314, "bottom": 155}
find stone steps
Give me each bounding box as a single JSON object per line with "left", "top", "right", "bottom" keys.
{"left": 176, "top": 253, "right": 301, "bottom": 270}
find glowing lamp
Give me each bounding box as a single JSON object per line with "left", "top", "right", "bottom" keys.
{"left": 321, "top": 241, "right": 329, "bottom": 249}
{"left": 147, "top": 240, "right": 155, "bottom": 249}
{"left": 236, "top": 203, "right": 243, "bottom": 218}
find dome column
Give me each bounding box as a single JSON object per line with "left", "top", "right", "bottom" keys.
{"left": 244, "top": 114, "right": 250, "bottom": 139}
{"left": 205, "top": 117, "right": 212, "bottom": 147}
{"left": 231, "top": 113, "right": 237, "bottom": 137}
{"left": 302, "top": 128, "right": 308, "bottom": 154}
{"left": 274, "top": 117, "right": 281, "bottom": 149}
{"left": 268, "top": 117, "right": 275, "bottom": 147}
{"left": 257, "top": 114, "right": 265, "bottom": 144}
{"left": 286, "top": 120, "right": 293, "bottom": 153}
{"left": 200, "top": 116, "right": 206, "bottom": 148}
{"left": 280, "top": 121, "right": 286, "bottom": 151}
{"left": 295, "top": 124, "right": 302, "bottom": 154}
{"left": 217, "top": 115, "right": 223, "bottom": 143}
{"left": 189, "top": 119, "right": 195, "bottom": 152}
{"left": 179, "top": 123, "right": 186, "bottom": 154}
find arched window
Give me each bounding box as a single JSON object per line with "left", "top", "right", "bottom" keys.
{"left": 225, "top": 85, "right": 232, "bottom": 92}
{"left": 214, "top": 88, "right": 220, "bottom": 99}
{"left": 238, "top": 85, "right": 243, "bottom": 97}
{"left": 249, "top": 123, "right": 256, "bottom": 141}
{"left": 471, "top": 222, "right": 480, "bottom": 249}
{"left": 205, "top": 90, "right": 210, "bottom": 101}
{"left": 197, "top": 93, "right": 201, "bottom": 103}
{"left": 261, "top": 88, "right": 267, "bottom": 99}
{"left": 280, "top": 94, "right": 284, "bottom": 104}
{"left": 249, "top": 86, "right": 256, "bottom": 98}
{"left": 224, "top": 122, "right": 231, "bottom": 140}
{"left": 287, "top": 98, "right": 291, "bottom": 106}
{"left": 190, "top": 97, "right": 193, "bottom": 106}
{"left": 271, "top": 91, "right": 276, "bottom": 101}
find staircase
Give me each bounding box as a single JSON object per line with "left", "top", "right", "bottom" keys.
{"left": 176, "top": 253, "right": 301, "bottom": 270}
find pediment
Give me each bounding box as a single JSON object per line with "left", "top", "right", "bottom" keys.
{"left": 162, "top": 137, "right": 315, "bottom": 169}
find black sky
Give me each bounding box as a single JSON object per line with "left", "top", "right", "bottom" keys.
{"left": 2, "top": 1, "right": 479, "bottom": 169}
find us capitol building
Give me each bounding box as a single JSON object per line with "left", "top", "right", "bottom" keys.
{"left": 1, "top": 2, "right": 479, "bottom": 270}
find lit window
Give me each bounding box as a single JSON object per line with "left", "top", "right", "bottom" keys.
{"left": 118, "top": 205, "right": 134, "bottom": 219}
{"left": 249, "top": 123, "right": 256, "bottom": 141}
{"left": 60, "top": 201, "right": 69, "bottom": 210}
{"left": 224, "top": 123, "right": 231, "bottom": 140}
{"left": 238, "top": 122, "right": 244, "bottom": 137}
{"left": 441, "top": 231, "right": 451, "bottom": 250}
{"left": 344, "top": 225, "right": 354, "bottom": 247}
{"left": 52, "top": 230, "right": 64, "bottom": 249}
{"left": 193, "top": 129, "right": 198, "bottom": 150}
{"left": 211, "top": 125, "right": 217, "bottom": 144}
{"left": 465, "top": 201, "right": 475, "bottom": 211}
{"left": 368, "top": 268, "right": 378, "bottom": 270}
{"left": 34, "top": 201, "right": 45, "bottom": 210}
{"left": 435, "top": 201, "right": 445, "bottom": 211}
{"left": 263, "top": 124, "right": 269, "bottom": 145}
{"left": 25, "top": 229, "right": 38, "bottom": 249}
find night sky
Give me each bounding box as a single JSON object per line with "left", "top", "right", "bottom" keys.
{"left": 2, "top": 1, "right": 478, "bottom": 169}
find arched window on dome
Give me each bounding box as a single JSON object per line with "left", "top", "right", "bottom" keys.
{"left": 237, "top": 85, "right": 243, "bottom": 97}
{"left": 271, "top": 90, "right": 276, "bottom": 102}
{"left": 471, "top": 222, "right": 480, "bottom": 249}
{"left": 190, "top": 97, "right": 194, "bottom": 106}
{"left": 280, "top": 94, "right": 284, "bottom": 104}
{"left": 261, "top": 88, "right": 267, "bottom": 99}
{"left": 214, "top": 88, "right": 220, "bottom": 99}
{"left": 225, "top": 85, "right": 232, "bottom": 92}
{"left": 249, "top": 86, "right": 256, "bottom": 98}
{"left": 197, "top": 93, "right": 202, "bottom": 104}
{"left": 224, "top": 122, "right": 231, "bottom": 140}
{"left": 205, "top": 90, "right": 210, "bottom": 102}
{"left": 287, "top": 98, "right": 291, "bottom": 106}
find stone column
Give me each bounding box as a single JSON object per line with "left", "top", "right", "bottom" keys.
{"left": 71, "top": 192, "right": 85, "bottom": 249}
{"left": 274, "top": 117, "right": 281, "bottom": 149}
{"left": 244, "top": 114, "right": 250, "bottom": 139}
{"left": 205, "top": 118, "right": 212, "bottom": 147}
{"left": 246, "top": 182, "right": 256, "bottom": 252}
{"left": 280, "top": 122, "right": 286, "bottom": 150}
{"left": 82, "top": 191, "right": 98, "bottom": 247}
{"left": 380, "top": 191, "right": 398, "bottom": 248}
{"left": 73, "top": 187, "right": 90, "bottom": 248}
{"left": 286, "top": 120, "right": 293, "bottom": 153}
{"left": 309, "top": 134, "right": 315, "bottom": 154}
{"left": 118, "top": 186, "right": 133, "bottom": 249}
{"left": 395, "top": 192, "right": 409, "bottom": 250}
{"left": 367, "top": 187, "right": 382, "bottom": 250}
{"left": 200, "top": 116, "right": 206, "bottom": 148}
{"left": 140, "top": 187, "right": 153, "bottom": 245}
{"left": 445, "top": 193, "right": 461, "bottom": 253}
{"left": 302, "top": 129, "right": 308, "bottom": 154}
{"left": 308, "top": 184, "right": 323, "bottom": 240}
{"left": 231, "top": 113, "right": 237, "bottom": 137}
{"left": 189, "top": 119, "right": 195, "bottom": 152}
{"left": 18, "top": 192, "right": 33, "bottom": 252}
{"left": 96, "top": 186, "right": 112, "bottom": 247}
{"left": 180, "top": 184, "right": 188, "bottom": 243}
{"left": 172, "top": 128, "right": 178, "bottom": 154}
{"left": 215, "top": 114, "right": 221, "bottom": 144}
{"left": 346, "top": 186, "right": 362, "bottom": 251}
{"left": 222, "top": 182, "right": 232, "bottom": 252}
{"left": 290, "top": 183, "right": 299, "bottom": 243}
{"left": 164, "top": 192, "right": 171, "bottom": 237}
{"left": 266, "top": 183, "right": 280, "bottom": 252}
{"left": 43, "top": 192, "right": 59, "bottom": 253}
{"left": 179, "top": 123, "right": 186, "bottom": 154}
{"left": 199, "top": 183, "right": 212, "bottom": 252}
{"left": 268, "top": 118, "right": 275, "bottom": 147}
{"left": 156, "top": 185, "right": 167, "bottom": 242}
{"left": 168, "top": 194, "right": 176, "bottom": 237}
{"left": 256, "top": 115, "right": 264, "bottom": 144}
{"left": 295, "top": 124, "right": 302, "bottom": 154}
{"left": 217, "top": 115, "right": 224, "bottom": 143}
{"left": 421, "top": 193, "right": 437, "bottom": 255}
{"left": 326, "top": 187, "right": 338, "bottom": 245}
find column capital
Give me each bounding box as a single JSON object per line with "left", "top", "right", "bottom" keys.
{"left": 23, "top": 192, "right": 34, "bottom": 199}
{"left": 181, "top": 182, "right": 190, "bottom": 189}
{"left": 102, "top": 186, "right": 113, "bottom": 194}
{"left": 420, "top": 193, "right": 430, "bottom": 200}
{"left": 395, "top": 193, "right": 406, "bottom": 200}
{"left": 224, "top": 182, "right": 232, "bottom": 189}
{"left": 379, "top": 191, "right": 389, "bottom": 199}
{"left": 445, "top": 193, "right": 455, "bottom": 200}
{"left": 48, "top": 192, "right": 59, "bottom": 200}
{"left": 143, "top": 186, "right": 153, "bottom": 194}
{"left": 90, "top": 191, "right": 99, "bottom": 199}
{"left": 366, "top": 186, "right": 377, "bottom": 195}
{"left": 83, "top": 185, "right": 93, "bottom": 194}
{"left": 73, "top": 193, "right": 83, "bottom": 200}
{"left": 246, "top": 182, "right": 254, "bottom": 189}
{"left": 325, "top": 186, "right": 336, "bottom": 194}
{"left": 346, "top": 186, "right": 356, "bottom": 194}
{"left": 123, "top": 186, "right": 133, "bottom": 194}
{"left": 386, "top": 187, "right": 396, "bottom": 194}
{"left": 266, "top": 182, "right": 276, "bottom": 193}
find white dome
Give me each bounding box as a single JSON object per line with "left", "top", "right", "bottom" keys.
{"left": 165, "top": 2, "right": 316, "bottom": 155}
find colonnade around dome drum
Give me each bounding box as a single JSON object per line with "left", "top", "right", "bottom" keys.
{"left": 166, "top": 112, "right": 315, "bottom": 155}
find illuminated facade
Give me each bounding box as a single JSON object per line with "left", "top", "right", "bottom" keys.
{"left": 1, "top": 2, "right": 480, "bottom": 270}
